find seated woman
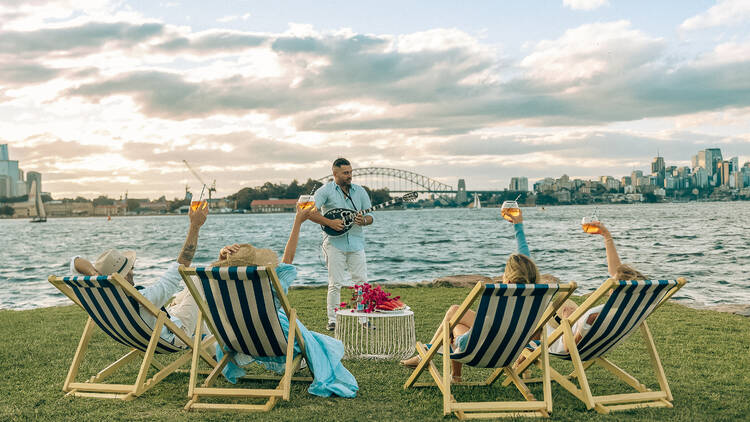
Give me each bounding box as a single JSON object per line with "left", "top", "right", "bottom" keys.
{"left": 547, "top": 221, "right": 647, "bottom": 354}
{"left": 213, "top": 205, "right": 358, "bottom": 398}
{"left": 400, "top": 208, "right": 539, "bottom": 382}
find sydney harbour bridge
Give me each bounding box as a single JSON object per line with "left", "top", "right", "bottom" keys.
{"left": 316, "top": 167, "right": 513, "bottom": 199}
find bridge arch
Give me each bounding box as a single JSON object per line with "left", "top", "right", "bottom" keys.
{"left": 317, "top": 167, "right": 454, "bottom": 194}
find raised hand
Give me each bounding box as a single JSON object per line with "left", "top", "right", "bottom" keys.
{"left": 188, "top": 203, "right": 208, "bottom": 228}
{"left": 218, "top": 243, "right": 240, "bottom": 260}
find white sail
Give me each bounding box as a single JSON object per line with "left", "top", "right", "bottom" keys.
{"left": 473, "top": 193, "right": 481, "bottom": 209}
{"left": 29, "top": 180, "right": 46, "bottom": 220}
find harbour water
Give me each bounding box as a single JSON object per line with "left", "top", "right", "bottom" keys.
{"left": 1, "top": 202, "right": 748, "bottom": 310}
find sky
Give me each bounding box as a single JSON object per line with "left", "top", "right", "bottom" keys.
{"left": 1, "top": 0, "right": 750, "bottom": 199}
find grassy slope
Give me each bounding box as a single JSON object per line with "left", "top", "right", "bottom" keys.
{"left": 1, "top": 286, "right": 748, "bottom": 421}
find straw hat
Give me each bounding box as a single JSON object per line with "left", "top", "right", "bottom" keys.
{"left": 94, "top": 249, "right": 136, "bottom": 277}
{"left": 212, "top": 244, "right": 278, "bottom": 268}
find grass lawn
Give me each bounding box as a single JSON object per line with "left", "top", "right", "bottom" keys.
{"left": 1, "top": 285, "right": 748, "bottom": 421}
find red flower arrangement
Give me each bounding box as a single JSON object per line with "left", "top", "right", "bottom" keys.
{"left": 335, "top": 283, "right": 406, "bottom": 313}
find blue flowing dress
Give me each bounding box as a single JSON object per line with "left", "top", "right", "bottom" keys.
{"left": 216, "top": 264, "right": 358, "bottom": 398}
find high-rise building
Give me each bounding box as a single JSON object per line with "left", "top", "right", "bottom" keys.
{"left": 651, "top": 156, "right": 665, "bottom": 187}
{"left": 729, "top": 157, "right": 739, "bottom": 173}
{"left": 509, "top": 177, "right": 528, "bottom": 191}
{"left": 0, "top": 144, "right": 24, "bottom": 198}
{"left": 704, "top": 148, "right": 722, "bottom": 184}
{"left": 693, "top": 167, "right": 708, "bottom": 188}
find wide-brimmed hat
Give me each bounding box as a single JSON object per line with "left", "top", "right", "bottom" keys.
{"left": 94, "top": 249, "right": 136, "bottom": 277}
{"left": 212, "top": 244, "right": 278, "bottom": 268}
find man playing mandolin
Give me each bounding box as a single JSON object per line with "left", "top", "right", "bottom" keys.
{"left": 310, "top": 158, "right": 374, "bottom": 331}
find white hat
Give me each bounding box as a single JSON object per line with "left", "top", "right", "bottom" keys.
{"left": 94, "top": 249, "right": 136, "bottom": 277}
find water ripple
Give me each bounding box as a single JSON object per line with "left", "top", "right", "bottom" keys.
{"left": 1, "top": 202, "right": 749, "bottom": 310}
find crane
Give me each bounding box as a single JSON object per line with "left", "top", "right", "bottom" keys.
{"left": 182, "top": 160, "right": 216, "bottom": 206}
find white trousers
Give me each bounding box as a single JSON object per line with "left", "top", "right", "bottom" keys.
{"left": 324, "top": 239, "right": 367, "bottom": 323}
{"left": 166, "top": 283, "right": 210, "bottom": 347}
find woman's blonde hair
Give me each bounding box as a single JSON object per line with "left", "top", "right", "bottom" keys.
{"left": 615, "top": 264, "right": 646, "bottom": 281}
{"left": 503, "top": 254, "right": 541, "bottom": 284}
{"left": 211, "top": 244, "right": 278, "bottom": 268}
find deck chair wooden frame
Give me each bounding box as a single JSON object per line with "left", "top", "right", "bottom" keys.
{"left": 48, "top": 273, "right": 218, "bottom": 401}
{"left": 179, "top": 265, "right": 312, "bottom": 412}
{"left": 509, "top": 277, "right": 686, "bottom": 414}
{"left": 404, "top": 281, "right": 577, "bottom": 420}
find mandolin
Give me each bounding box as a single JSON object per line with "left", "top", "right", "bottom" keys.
{"left": 321, "top": 192, "right": 418, "bottom": 236}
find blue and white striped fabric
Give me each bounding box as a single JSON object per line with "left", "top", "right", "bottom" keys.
{"left": 195, "top": 266, "right": 288, "bottom": 358}
{"left": 551, "top": 280, "right": 678, "bottom": 362}
{"left": 62, "top": 276, "right": 184, "bottom": 354}
{"left": 451, "top": 283, "right": 559, "bottom": 368}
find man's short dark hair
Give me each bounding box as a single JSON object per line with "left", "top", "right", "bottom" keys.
{"left": 333, "top": 158, "right": 350, "bottom": 168}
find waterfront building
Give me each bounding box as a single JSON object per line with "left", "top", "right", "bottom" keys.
{"left": 0, "top": 144, "right": 27, "bottom": 198}
{"left": 704, "top": 148, "right": 722, "bottom": 185}
{"left": 250, "top": 198, "right": 297, "bottom": 213}
{"left": 652, "top": 156, "right": 665, "bottom": 187}
{"left": 693, "top": 167, "right": 708, "bottom": 188}
{"left": 664, "top": 175, "right": 678, "bottom": 190}
{"left": 533, "top": 177, "right": 555, "bottom": 193}
{"left": 620, "top": 176, "right": 632, "bottom": 187}
{"left": 729, "top": 157, "right": 739, "bottom": 173}
{"left": 509, "top": 177, "right": 528, "bottom": 191}
{"left": 555, "top": 189, "right": 571, "bottom": 203}
{"left": 631, "top": 170, "right": 644, "bottom": 187}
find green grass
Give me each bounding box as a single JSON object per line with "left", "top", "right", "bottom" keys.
{"left": 1, "top": 286, "right": 748, "bottom": 421}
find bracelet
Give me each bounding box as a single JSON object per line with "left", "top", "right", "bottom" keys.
{"left": 604, "top": 237, "right": 614, "bottom": 243}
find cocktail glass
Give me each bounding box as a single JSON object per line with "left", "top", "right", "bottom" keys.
{"left": 581, "top": 214, "right": 601, "bottom": 234}
{"left": 501, "top": 200, "right": 520, "bottom": 222}
{"left": 297, "top": 195, "right": 316, "bottom": 210}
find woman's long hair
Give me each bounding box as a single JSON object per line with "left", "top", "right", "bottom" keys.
{"left": 503, "top": 253, "right": 541, "bottom": 284}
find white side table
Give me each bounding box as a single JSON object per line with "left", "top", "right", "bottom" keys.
{"left": 335, "top": 308, "right": 416, "bottom": 360}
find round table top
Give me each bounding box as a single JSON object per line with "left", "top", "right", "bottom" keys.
{"left": 335, "top": 307, "right": 413, "bottom": 318}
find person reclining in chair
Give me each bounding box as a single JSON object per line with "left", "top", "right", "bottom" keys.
{"left": 547, "top": 220, "right": 647, "bottom": 354}
{"left": 210, "top": 204, "right": 359, "bottom": 398}
{"left": 400, "top": 207, "right": 550, "bottom": 382}
{"left": 69, "top": 205, "right": 209, "bottom": 347}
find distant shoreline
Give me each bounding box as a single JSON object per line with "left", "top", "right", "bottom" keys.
{"left": 1, "top": 198, "right": 748, "bottom": 220}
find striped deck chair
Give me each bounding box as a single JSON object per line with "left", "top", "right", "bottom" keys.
{"left": 511, "top": 278, "right": 687, "bottom": 414}
{"left": 178, "top": 265, "right": 312, "bottom": 412}
{"left": 404, "top": 281, "right": 577, "bottom": 419}
{"left": 48, "top": 273, "right": 217, "bottom": 400}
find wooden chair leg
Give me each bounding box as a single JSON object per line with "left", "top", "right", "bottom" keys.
{"left": 442, "top": 321, "right": 452, "bottom": 416}
{"left": 134, "top": 313, "right": 166, "bottom": 396}
{"left": 562, "top": 319, "right": 595, "bottom": 410}
{"left": 64, "top": 317, "right": 95, "bottom": 392}
{"left": 641, "top": 322, "right": 673, "bottom": 401}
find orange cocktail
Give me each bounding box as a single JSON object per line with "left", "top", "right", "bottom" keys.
{"left": 190, "top": 200, "right": 207, "bottom": 211}
{"left": 297, "top": 195, "right": 316, "bottom": 210}
{"left": 581, "top": 215, "right": 600, "bottom": 234}
{"left": 500, "top": 200, "right": 520, "bottom": 222}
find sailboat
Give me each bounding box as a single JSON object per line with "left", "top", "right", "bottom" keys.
{"left": 472, "top": 193, "right": 481, "bottom": 209}
{"left": 29, "top": 180, "right": 47, "bottom": 223}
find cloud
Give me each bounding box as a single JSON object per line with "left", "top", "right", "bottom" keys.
{"left": 0, "top": 62, "right": 62, "bottom": 85}
{"left": 153, "top": 29, "right": 266, "bottom": 54}
{"left": 217, "top": 13, "right": 251, "bottom": 23}
{"left": 1, "top": 4, "right": 750, "bottom": 199}
{"left": 562, "top": 0, "right": 609, "bottom": 11}
{"left": 681, "top": 0, "right": 750, "bottom": 31}
{"left": 0, "top": 21, "right": 165, "bottom": 58}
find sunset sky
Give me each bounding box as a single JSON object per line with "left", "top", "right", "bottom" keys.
{"left": 2, "top": 0, "right": 750, "bottom": 199}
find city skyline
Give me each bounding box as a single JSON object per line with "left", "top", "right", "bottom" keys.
{"left": 1, "top": 1, "right": 750, "bottom": 199}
